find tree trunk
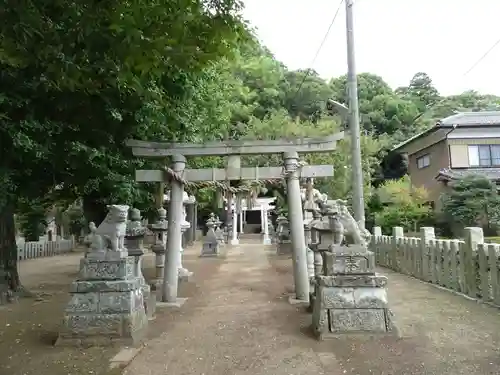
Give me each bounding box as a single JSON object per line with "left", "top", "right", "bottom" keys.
{"left": 0, "top": 203, "right": 28, "bottom": 304}
{"left": 82, "top": 195, "right": 108, "bottom": 228}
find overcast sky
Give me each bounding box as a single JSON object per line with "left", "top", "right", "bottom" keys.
{"left": 242, "top": 0, "right": 500, "bottom": 96}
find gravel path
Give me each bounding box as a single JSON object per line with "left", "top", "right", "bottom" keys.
{"left": 125, "top": 241, "right": 500, "bottom": 375}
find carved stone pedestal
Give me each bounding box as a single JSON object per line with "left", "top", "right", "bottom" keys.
{"left": 311, "top": 245, "right": 397, "bottom": 340}
{"left": 57, "top": 251, "right": 148, "bottom": 346}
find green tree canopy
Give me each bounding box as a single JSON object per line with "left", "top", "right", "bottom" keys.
{"left": 0, "top": 0, "right": 246, "bottom": 297}
{"left": 442, "top": 175, "right": 500, "bottom": 231}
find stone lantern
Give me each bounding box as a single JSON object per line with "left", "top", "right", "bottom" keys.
{"left": 276, "top": 215, "right": 291, "bottom": 255}
{"left": 148, "top": 207, "right": 168, "bottom": 285}
{"left": 200, "top": 213, "right": 220, "bottom": 257}
{"left": 214, "top": 215, "right": 225, "bottom": 245}
{"left": 126, "top": 208, "right": 155, "bottom": 320}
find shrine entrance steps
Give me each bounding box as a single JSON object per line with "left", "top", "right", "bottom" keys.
{"left": 125, "top": 243, "right": 500, "bottom": 375}
{"left": 237, "top": 233, "right": 268, "bottom": 243}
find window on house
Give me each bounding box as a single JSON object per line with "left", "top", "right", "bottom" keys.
{"left": 416, "top": 154, "right": 430, "bottom": 169}
{"left": 468, "top": 145, "right": 500, "bottom": 167}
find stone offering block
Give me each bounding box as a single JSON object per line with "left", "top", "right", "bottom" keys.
{"left": 57, "top": 256, "right": 148, "bottom": 347}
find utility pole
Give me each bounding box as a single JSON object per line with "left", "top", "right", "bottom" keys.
{"left": 345, "top": 0, "right": 365, "bottom": 229}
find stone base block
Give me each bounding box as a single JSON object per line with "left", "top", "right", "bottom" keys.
{"left": 330, "top": 308, "right": 394, "bottom": 332}
{"left": 140, "top": 283, "right": 155, "bottom": 320}
{"left": 199, "top": 252, "right": 220, "bottom": 258}
{"left": 156, "top": 297, "right": 188, "bottom": 308}
{"left": 178, "top": 272, "right": 194, "bottom": 283}
{"left": 277, "top": 241, "right": 292, "bottom": 255}
{"left": 313, "top": 308, "right": 398, "bottom": 340}
{"left": 311, "top": 274, "right": 397, "bottom": 339}
{"left": 145, "top": 289, "right": 156, "bottom": 320}
{"left": 200, "top": 242, "right": 220, "bottom": 257}
{"left": 288, "top": 294, "right": 310, "bottom": 307}
{"left": 312, "top": 305, "right": 397, "bottom": 339}
{"left": 308, "top": 291, "right": 316, "bottom": 312}
{"left": 58, "top": 266, "right": 148, "bottom": 347}
{"left": 56, "top": 309, "right": 148, "bottom": 347}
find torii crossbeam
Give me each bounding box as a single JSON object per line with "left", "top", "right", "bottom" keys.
{"left": 127, "top": 133, "right": 344, "bottom": 157}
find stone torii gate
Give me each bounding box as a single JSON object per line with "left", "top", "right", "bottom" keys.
{"left": 126, "top": 133, "right": 344, "bottom": 304}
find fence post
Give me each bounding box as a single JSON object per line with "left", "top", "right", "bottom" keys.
{"left": 488, "top": 244, "right": 500, "bottom": 305}
{"left": 449, "top": 240, "right": 460, "bottom": 292}
{"left": 442, "top": 240, "right": 451, "bottom": 288}
{"left": 411, "top": 238, "right": 419, "bottom": 276}
{"left": 463, "top": 227, "right": 483, "bottom": 298}
{"left": 420, "top": 227, "right": 435, "bottom": 282}
{"left": 391, "top": 227, "right": 404, "bottom": 271}
{"left": 372, "top": 226, "right": 382, "bottom": 264}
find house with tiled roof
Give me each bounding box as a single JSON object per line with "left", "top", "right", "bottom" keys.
{"left": 391, "top": 111, "right": 500, "bottom": 209}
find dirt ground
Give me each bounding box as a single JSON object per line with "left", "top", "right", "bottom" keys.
{"left": 0, "top": 246, "right": 215, "bottom": 375}
{"left": 1, "top": 239, "right": 500, "bottom": 375}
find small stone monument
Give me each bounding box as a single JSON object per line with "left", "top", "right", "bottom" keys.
{"left": 148, "top": 207, "right": 168, "bottom": 286}
{"left": 126, "top": 208, "right": 155, "bottom": 320}
{"left": 311, "top": 202, "right": 397, "bottom": 340}
{"left": 200, "top": 213, "right": 220, "bottom": 257}
{"left": 57, "top": 204, "right": 148, "bottom": 346}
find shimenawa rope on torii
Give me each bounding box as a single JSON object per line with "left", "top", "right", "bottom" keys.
{"left": 161, "top": 159, "right": 307, "bottom": 194}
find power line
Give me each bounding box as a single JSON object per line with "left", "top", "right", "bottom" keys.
{"left": 463, "top": 36, "right": 500, "bottom": 76}
{"left": 291, "top": 0, "right": 344, "bottom": 100}
{"left": 409, "top": 35, "right": 500, "bottom": 123}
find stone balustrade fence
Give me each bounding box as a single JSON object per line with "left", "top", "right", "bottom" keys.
{"left": 17, "top": 238, "right": 76, "bottom": 261}
{"left": 370, "top": 226, "right": 500, "bottom": 307}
